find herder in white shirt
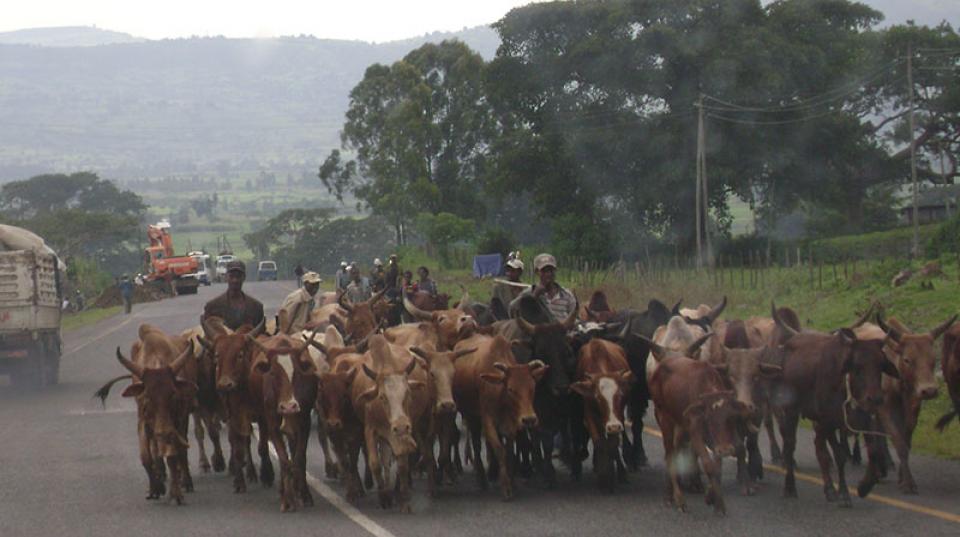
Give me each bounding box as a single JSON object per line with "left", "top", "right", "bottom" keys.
{"left": 279, "top": 271, "right": 322, "bottom": 334}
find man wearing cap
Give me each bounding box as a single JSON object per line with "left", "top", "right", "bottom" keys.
{"left": 370, "top": 258, "right": 385, "bottom": 292}
{"left": 278, "top": 271, "right": 321, "bottom": 334}
{"left": 343, "top": 264, "right": 372, "bottom": 303}
{"left": 383, "top": 254, "right": 401, "bottom": 300}
{"left": 491, "top": 256, "right": 525, "bottom": 320}
{"left": 335, "top": 261, "right": 350, "bottom": 292}
{"left": 203, "top": 260, "right": 265, "bottom": 330}
{"left": 509, "top": 253, "right": 577, "bottom": 323}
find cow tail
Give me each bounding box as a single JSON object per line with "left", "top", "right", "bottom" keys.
{"left": 93, "top": 374, "right": 133, "bottom": 407}
{"left": 934, "top": 403, "right": 959, "bottom": 432}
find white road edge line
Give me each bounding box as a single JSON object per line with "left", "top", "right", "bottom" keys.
{"left": 64, "top": 315, "right": 135, "bottom": 355}
{"left": 255, "top": 430, "right": 399, "bottom": 537}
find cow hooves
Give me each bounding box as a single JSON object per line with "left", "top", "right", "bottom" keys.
{"left": 212, "top": 454, "right": 226, "bottom": 473}
{"left": 302, "top": 492, "right": 314, "bottom": 507}
{"left": 378, "top": 491, "right": 394, "bottom": 509}
{"left": 500, "top": 488, "right": 514, "bottom": 502}
{"left": 200, "top": 460, "right": 212, "bottom": 474}
{"left": 400, "top": 503, "right": 412, "bottom": 514}
{"left": 740, "top": 485, "right": 756, "bottom": 497}
{"left": 325, "top": 462, "right": 339, "bottom": 480}
{"left": 347, "top": 491, "right": 361, "bottom": 505}
{"left": 857, "top": 479, "right": 876, "bottom": 499}
{"left": 824, "top": 486, "right": 838, "bottom": 502}
{"left": 783, "top": 489, "right": 798, "bottom": 499}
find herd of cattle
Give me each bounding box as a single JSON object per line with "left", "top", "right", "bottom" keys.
{"left": 94, "top": 287, "right": 960, "bottom": 516}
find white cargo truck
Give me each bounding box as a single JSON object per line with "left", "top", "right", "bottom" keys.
{"left": 0, "top": 225, "right": 63, "bottom": 389}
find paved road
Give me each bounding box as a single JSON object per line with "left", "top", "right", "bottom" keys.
{"left": 2, "top": 280, "right": 959, "bottom": 537}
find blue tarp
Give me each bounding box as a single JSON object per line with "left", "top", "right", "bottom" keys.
{"left": 473, "top": 254, "right": 503, "bottom": 278}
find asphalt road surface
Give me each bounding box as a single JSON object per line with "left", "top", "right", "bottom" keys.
{"left": 3, "top": 280, "right": 959, "bottom": 536}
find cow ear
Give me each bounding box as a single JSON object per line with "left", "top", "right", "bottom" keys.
{"left": 480, "top": 372, "right": 505, "bottom": 384}
{"left": 570, "top": 380, "right": 593, "bottom": 397}
{"left": 121, "top": 382, "right": 145, "bottom": 398}
{"left": 408, "top": 379, "right": 426, "bottom": 390}
{"left": 620, "top": 370, "right": 635, "bottom": 384}
{"left": 758, "top": 362, "right": 782, "bottom": 377}
{"left": 882, "top": 358, "right": 900, "bottom": 379}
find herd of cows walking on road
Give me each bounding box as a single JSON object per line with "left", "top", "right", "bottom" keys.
{"left": 93, "top": 276, "right": 960, "bottom": 517}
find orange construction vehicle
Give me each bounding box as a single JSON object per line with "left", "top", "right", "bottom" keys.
{"left": 143, "top": 219, "right": 200, "bottom": 295}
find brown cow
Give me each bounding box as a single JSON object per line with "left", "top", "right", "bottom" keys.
{"left": 183, "top": 322, "right": 227, "bottom": 474}
{"left": 854, "top": 313, "right": 956, "bottom": 493}
{"left": 939, "top": 322, "right": 960, "bottom": 432}
{"left": 649, "top": 350, "right": 747, "bottom": 516}
{"left": 452, "top": 333, "right": 547, "bottom": 500}
{"left": 403, "top": 289, "right": 477, "bottom": 350}
{"left": 770, "top": 309, "right": 899, "bottom": 506}
{"left": 338, "top": 289, "right": 387, "bottom": 343}
{"left": 247, "top": 332, "right": 320, "bottom": 512}
{"left": 409, "top": 345, "right": 477, "bottom": 486}
{"left": 316, "top": 350, "right": 364, "bottom": 503}
{"left": 350, "top": 335, "right": 423, "bottom": 512}
{"left": 207, "top": 319, "right": 274, "bottom": 494}
{"left": 106, "top": 325, "right": 197, "bottom": 505}
{"left": 571, "top": 338, "right": 633, "bottom": 493}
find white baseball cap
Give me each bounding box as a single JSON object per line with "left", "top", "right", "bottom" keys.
{"left": 506, "top": 258, "right": 524, "bottom": 270}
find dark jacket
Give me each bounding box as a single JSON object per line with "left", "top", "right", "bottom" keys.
{"left": 203, "top": 291, "right": 265, "bottom": 331}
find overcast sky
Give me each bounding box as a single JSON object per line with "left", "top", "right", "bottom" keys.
{"left": 1, "top": 0, "right": 956, "bottom": 42}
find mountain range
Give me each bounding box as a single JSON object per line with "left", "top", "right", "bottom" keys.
{"left": 0, "top": 26, "right": 501, "bottom": 182}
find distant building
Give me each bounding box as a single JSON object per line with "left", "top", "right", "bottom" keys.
{"left": 899, "top": 184, "right": 960, "bottom": 224}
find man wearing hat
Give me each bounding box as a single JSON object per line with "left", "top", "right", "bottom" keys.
{"left": 509, "top": 253, "right": 577, "bottom": 323}
{"left": 279, "top": 271, "right": 321, "bottom": 334}
{"left": 344, "top": 264, "right": 372, "bottom": 303}
{"left": 490, "top": 256, "right": 525, "bottom": 320}
{"left": 203, "top": 260, "right": 265, "bottom": 330}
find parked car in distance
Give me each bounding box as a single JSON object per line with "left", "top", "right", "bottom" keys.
{"left": 214, "top": 254, "right": 236, "bottom": 282}
{"left": 188, "top": 251, "right": 212, "bottom": 285}
{"left": 257, "top": 260, "right": 277, "bottom": 281}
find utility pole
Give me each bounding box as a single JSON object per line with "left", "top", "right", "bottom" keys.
{"left": 701, "top": 97, "right": 712, "bottom": 267}
{"left": 695, "top": 95, "right": 704, "bottom": 269}
{"left": 942, "top": 140, "right": 951, "bottom": 219}
{"left": 908, "top": 41, "right": 920, "bottom": 257}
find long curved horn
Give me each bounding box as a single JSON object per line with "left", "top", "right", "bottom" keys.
{"left": 528, "top": 359, "right": 546, "bottom": 370}
{"left": 636, "top": 335, "right": 668, "bottom": 362}
{"left": 516, "top": 315, "right": 536, "bottom": 335}
{"left": 403, "top": 295, "right": 433, "bottom": 321}
{"left": 849, "top": 302, "right": 876, "bottom": 329}
{"left": 671, "top": 299, "right": 683, "bottom": 316}
{"left": 309, "top": 339, "right": 329, "bottom": 355}
{"left": 706, "top": 296, "right": 727, "bottom": 325}
{"left": 171, "top": 340, "right": 194, "bottom": 374}
{"left": 362, "top": 363, "right": 378, "bottom": 380}
{"left": 250, "top": 318, "right": 266, "bottom": 337}
{"left": 771, "top": 302, "right": 799, "bottom": 338}
{"left": 875, "top": 311, "right": 901, "bottom": 343}
{"left": 338, "top": 291, "right": 354, "bottom": 313}
{"left": 562, "top": 296, "right": 579, "bottom": 331}
{"left": 116, "top": 347, "right": 144, "bottom": 378}
{"left": 368, "top": 288, "right": 386, "bottom": 306}
{"left": 493, "top": 362, "right": 509, "bottom": 373}
{"left": 930, "top": 314, "right": 958, "bottom": 340}
{"left": 409, "top": 346, "right": 433, "bottom": 361}
{"left": 686, "top": 332, "right": 714, "bottom": 356}
{"left": 303, "top": 327, "right": 321, "bottom": 350}
{"left": 404, "top": 357, "right": 418, "bottom": 375}
{"left": 451, "top": 347, "right": 477, "bottom": 361}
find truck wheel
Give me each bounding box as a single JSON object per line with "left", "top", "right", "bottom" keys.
{"left": 12, "top": 343, "right": 47, "bottom": 390}
{"left": 46, "top": 336, "right": 61, "bottom": 386}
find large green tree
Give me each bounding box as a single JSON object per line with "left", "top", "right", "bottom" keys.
{"left": 319, "top": 40, "right": 492, "bottom": 244}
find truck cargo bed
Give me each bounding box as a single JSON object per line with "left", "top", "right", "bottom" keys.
{"left": 0, "top": 250, "right": 61, "bottom": 332}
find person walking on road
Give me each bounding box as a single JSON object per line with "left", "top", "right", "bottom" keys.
{"left": 294, "top": 262, "right": 305, "bottom": 288}
{"left": 119, "top": 274, "right": 134, "bottom": 314}
{"left": 202, "top": 260, "right": 265, "bottom": 330}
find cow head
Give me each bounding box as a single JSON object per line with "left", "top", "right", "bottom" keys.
{"left": 877, "top": 313, "right": 956, "bottom": 401}
{"left": 480, "top": 360, "right": 548, "bottom": 431}
{"left": 515, "top": 306, "right": 578, "bottom": 395}
{"left": 250, "top": 332, "right": 319, "bottom": 422}
{"left": 357, "top": 336, "right": 423, "bottom": 455}
{"left": 317, "top": 366, "right": 359, "bottom": 433}
{"left": 117, "top": 343, "right": 197, "bottom": 456}
{"left": 714, "top": 346, "right": 780, "bottom": 417}
{"left": 409, "top": 346, "right": 476, "bottom": 415}
{"left": 210, "top": 319, "right": 265, "bottom": 393}
{"left": 836, "top": 329, "right": 899, "bottom": 413}
{"left": 684, "top": 390, "right": 749, "bottom": 458}
{"left": 571, "top": 370, "right": 633, "bottom": 436}
{"left": 339, "top": 289, "right": 386, "bottom": 342}
{"left": 404, "top": 289, "right": 477, "bottom": 349}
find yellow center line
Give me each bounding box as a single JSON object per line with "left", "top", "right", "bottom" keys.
{"left": 642, "top": 426, "right": 960, "bottom": 525}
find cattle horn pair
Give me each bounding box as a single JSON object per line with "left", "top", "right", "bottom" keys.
{"left": 170, "top": 340, "right": 194, "bottom": 374}
{"left": 403, "top": 295, "right": 433, "bottom": 321}
{"left": 849, "top": 302, "right": 877, "bottom": 329}
{"left": 116, "top": 347, "right": 144, "bottom": 379}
